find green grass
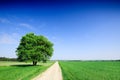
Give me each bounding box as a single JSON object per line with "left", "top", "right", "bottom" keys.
{"left": 0, "top": 61, "right": 54, "bottom": 80}
{"left": 60, "top": 61, "right": 120, "bottom": 80}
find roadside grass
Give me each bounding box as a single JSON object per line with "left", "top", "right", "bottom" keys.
{"left": 59, "top": 61, "right": 120, "bottom": 80}
{"left": 0, "top": 61, "right": 54, "bottom": 80}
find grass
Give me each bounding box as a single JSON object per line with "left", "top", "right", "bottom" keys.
{"left": 0, "top": 61, "right": 54, "bottom": 80}
{"left": 59, "top": 61, "right": 120, "bottom": 80}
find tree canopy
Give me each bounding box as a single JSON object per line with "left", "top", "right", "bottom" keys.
{"left": 16, "top": 33, "right": 54, "bottom": 65}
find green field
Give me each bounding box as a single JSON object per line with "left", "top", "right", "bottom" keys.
{"left": 0, "top": 61, "right": 54, "bottom": 80}
{"left": 60, "top": 61, "right": 120, "bottom": 80}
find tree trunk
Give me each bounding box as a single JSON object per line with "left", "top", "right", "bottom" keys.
{"left": 33, "top": 61, "right": 37, "bottom": 66}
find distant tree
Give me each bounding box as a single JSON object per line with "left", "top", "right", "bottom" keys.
{"left": 0, "top": 57, "right": 17, "bottom": 61}
{"left": 16, "top": 33, "right": 54, "bottom": 65}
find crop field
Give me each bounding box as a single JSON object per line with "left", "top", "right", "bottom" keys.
{"left": 0, "top": 61, "right": 54, "bottom": 80}
{"left": 60, "top": 61, "right": 120, "bottom": 80}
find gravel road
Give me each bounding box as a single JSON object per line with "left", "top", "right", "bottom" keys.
{"left": 32, "top": 61, "right": 63, "bottom": 80}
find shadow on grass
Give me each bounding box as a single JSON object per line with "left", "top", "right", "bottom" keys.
{"left": 11, "top": 64, "right": 42, "bottom": 67}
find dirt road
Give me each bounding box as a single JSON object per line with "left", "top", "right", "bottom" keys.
{"left": 32, "top": 61, "right": 63, "bottom": 80}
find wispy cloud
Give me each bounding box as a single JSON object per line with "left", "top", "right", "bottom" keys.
{"left": 0, "top": 33, "right": 20, "bottom": 44}
{"left": 19, "top": 23, "right": 34, "bottom": 30}
{"left": 0, "top": 17, "right": 35, "bottom": 30}
{"left": 0, "top": 18, "right": 11, "bottom": 24}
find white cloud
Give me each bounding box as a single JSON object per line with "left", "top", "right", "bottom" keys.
{"left": 0, "top": 33, "right": 20, "bottom": 44}
{"left": 0, "top": 18, "right": 36, "bottom": 31}
{"left": 0, "top": 18, "right": 10, "bottom": 24}
{"left": 19, "top": 23, "right": 34, "bottom": 30}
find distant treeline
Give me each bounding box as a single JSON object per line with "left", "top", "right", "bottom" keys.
{"left": 0, "top": 57, "right": 17, "bottom": 61}
{"left": 58, "top": 60, "right": 120, "bottom": 62}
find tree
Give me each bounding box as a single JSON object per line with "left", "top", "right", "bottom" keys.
{"left": 16, "top": 33, "right": 54, "bottom": 65}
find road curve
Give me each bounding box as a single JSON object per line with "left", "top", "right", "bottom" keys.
{"left": 32, "top": 61, "right": 63, "bottom": 80}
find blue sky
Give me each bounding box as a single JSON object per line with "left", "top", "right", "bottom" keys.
{"left": 0, "top": 0, "right": 120, "bottom": 60}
